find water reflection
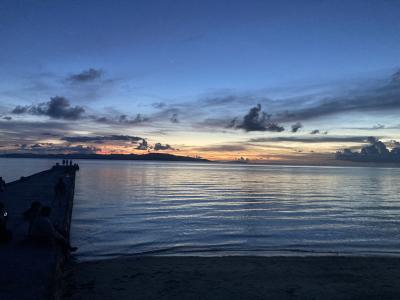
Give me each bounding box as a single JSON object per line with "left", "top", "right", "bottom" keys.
{"left": 1, "top": 158, "right": 400, "bottom": 260}
{"left": 69, "top": 160, "right": 400, "bottom": 260}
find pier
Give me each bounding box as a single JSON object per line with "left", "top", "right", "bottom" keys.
{"left": 0, "top": 163, "right": 78, "bottom": 300}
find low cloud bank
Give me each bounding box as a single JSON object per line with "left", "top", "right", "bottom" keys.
{"left": 336, "top": 137, "right": 400, "bottom": 163}
{"left": 62, "top": 135, "right": 143, "bottom": 143}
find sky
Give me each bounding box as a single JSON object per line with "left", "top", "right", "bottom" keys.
{"left": 0, "top": 0, "right": 400, "bottom": 163}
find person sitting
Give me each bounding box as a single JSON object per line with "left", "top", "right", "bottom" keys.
{"left": 29, "top": 206, "right": 77, "bottom": 252}
{"left": 54, "top": 178, "right": 66, "bottom": 198}
{"left": 0, "top": 202, "right": 12, "bottom": 243}
{"left": 23, "top": 201, "right": 43, "bottom": 235}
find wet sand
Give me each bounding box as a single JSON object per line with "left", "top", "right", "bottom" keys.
{"left": 63, "top": 256, "right": 400, "bottom": 299}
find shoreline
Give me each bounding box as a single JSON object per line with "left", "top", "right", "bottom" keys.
{"left": 63, "top": 255, "right": 400, "bottom": 299}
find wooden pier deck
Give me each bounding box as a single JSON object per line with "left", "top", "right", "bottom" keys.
{"left": 0, "top": 164, "right": 78, "bottom": 300}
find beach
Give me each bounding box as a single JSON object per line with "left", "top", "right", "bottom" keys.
{"left": 63, "top": 256, "right": 400, "bottom": 299}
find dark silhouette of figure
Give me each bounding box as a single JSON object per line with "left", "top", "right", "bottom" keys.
{"left": 29, "top": 206, "right": 77, "bottom": 252}
{"left": 23, "top": 201, "right": 43, "bottom": 235}
{"left": 0, "top": 202, "right": 12, "bottom": 243}
{"left": 69, "top": 160, "right": 73, "bottom": 166}
{"left": 0, "top": 177, "right": 6, "bottom": 192}
{"left": 54, "top": 178, "right": 66, "bottom": 198}
{"left": 62, "top": 159, "right": 66, "bottom": 166}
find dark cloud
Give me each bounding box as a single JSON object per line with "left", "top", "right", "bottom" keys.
{"left": 91, "top": 113, "right": 149, "bottom": 125}
{"left": 249, "top": 136, "right": 375, "bottom": 144}
{"left": 11, "top": 96, "right": 85, "bottom": 120}
{"left": 61, "top": 135, "right": 143, "bottom": 143}
{"left": 14, "top": 143, "right": 99, "bottom": 154}
{"left": 336, "top": 137, "right": 400, "bottom": 163}
{"left": 2, "top": 116, "right": 12, "bottom": 121}
{"left": 170, "top": 113, "right": 179, "bottom": 123}
{"left": 152, "top": 102, "right": 167, "bottom": 109}
{"left": 310, "top": 129, "right": 320, "bottom": 134}
{"left": 67, "top": 68, "right": 103, "bottom": 83}
{"left": 12, "top": 106, "right": 29, "bottom": 114}
{"left": 196, "top": 144, "right": 247, "bottom": 152}
{"left": 291, "top": 122, "right": 303, "bottom": 133}
{"left": 136, "top": 139, "right": 149, "bottom": 150}
{"left": 153, "top": 143, "right": 174, "bottom": 151}
{"left": 229, "top": 104, "right": 284, "bottom": 132}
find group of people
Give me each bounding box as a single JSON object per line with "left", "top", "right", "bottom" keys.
{"left": 62, "top": 159, "right": 73, "bottom": 166}
{"left": 0, "top": 200, "right": 76, "bottom": 251}
{"left": 23, "top": 201, "right": 77, "bottom": 252}
{"left": 0, "top": 173, "right": 77, "bottom": 252}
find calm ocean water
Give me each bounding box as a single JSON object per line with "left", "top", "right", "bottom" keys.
{"left": 1, "top": 158, "right": 400, "bottom": 260}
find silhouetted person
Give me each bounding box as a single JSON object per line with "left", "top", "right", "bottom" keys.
{"left": 54, "top": 178, "right": 66, "bottom": 198}
{"left": 0, "top": 177, "right": 6, "bottom": 192}
{"left": 23, "top": 201, "right": 42, "bottom": 235}
{"left": 0, "top": 202, "right": 12, "bottom": 243}
{"left": 29, "top": 206, "right": 77, "bottom": 252}
{"left": 62, "top": 159, "right": 66, "bottom": 166}
{"left": 69, "top": 160, "right": 73, "bottom": 166}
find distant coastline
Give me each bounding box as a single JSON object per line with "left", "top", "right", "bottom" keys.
{"left": 0, "top": 152, "right": 210, "bottom": 162}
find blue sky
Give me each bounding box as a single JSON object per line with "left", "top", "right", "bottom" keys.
{"left": 0, "top": 0, "right": 400, "bottom": 162}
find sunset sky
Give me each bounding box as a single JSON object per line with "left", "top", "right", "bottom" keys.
{"left": 0, "top": 0, "right": 400, "bottom": 163}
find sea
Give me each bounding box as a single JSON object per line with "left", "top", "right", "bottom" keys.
{"left": 1, "top": 158, "right": 400, "bottom": 261}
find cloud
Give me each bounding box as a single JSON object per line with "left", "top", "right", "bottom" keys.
{"left": 189, "top": 70, "right": 400, "bottom": 128}
{"left": 10, "top": 97, "right": 150, "bottom": 127}
{"left": 1, "top": 116, "right": 12, "bottom": 121}
{"left": 67, "top": 68, "right": 103, "bottom": 83}
{"left": 310, "top": 129, "right": 320, "bottom": 134}
{"left": 11, "top": 96, "right": 85, "bottom": 120}
{"left": 229, "top": 104, "right": 284, "bottom": 132}
{"left": 336, "top": 137, "right": 400, "bottom": 163}
{"left": 249, "top": 136, "right": 375, "bottom": 144}
{"left": 291, "top": 122, "right": 303, "bottom": 133}
{"left": 136, "top": 139, "right": 149, "bottom": 150}
{"left": 373, "top": 124, "right": 385, "bottom": 129}
{"left": 195, "top": 144, "right": 247, "bottom": 152}
{"left": 61, "top": 135, "right": 143, "bottom": 143}
{"left": 274, "top": 70, "right": 400, "bottom": 122}
{"left": 91, "top": 113, "right": 149, "bottom": 125}
{"left": 0, "top": 120, "right": 73, "bottom": 147}
{"left": 12, "top": 106, "right": 29, "bottom": 114}
{"left": 153, "top": 143, "right": 174, "bottom": 151}
{"left": 152, "top": 102, "right": 167, "bottom": 109}
{"left": 14, "top": 143, "right": 99, "bottom": 154}
{"left": 170, "top": 113, "right": 179, "bottom": 123}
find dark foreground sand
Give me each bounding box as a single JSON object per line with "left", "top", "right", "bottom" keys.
{"left": 63, "top": 256, "right": 400, "bottom": 300}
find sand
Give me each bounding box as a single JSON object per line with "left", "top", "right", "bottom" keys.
{"left": 63, "top": 256, "right": 400, "bottom": 299}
